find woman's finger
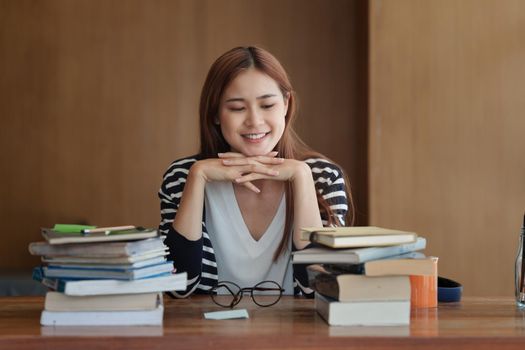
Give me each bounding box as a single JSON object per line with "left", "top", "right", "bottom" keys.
{"left": 234, "top": 164, "right": 279, "bottom": 176}
{"left": 218, "top": 151, "right": 279, "bottom": 159}
{"left": 254, "top": 156, "right": 284, "bottom": 164}
{"left": 241, "top": 181, "right": 261, "bottom": 194}
{"left": 218, "top": 152, "right": 244, "bottom": 158}
{"left": 222, "top": 156, "right": 284, "bottom": 166}
{"left": 234, "top": 172, "right": 273, "bottom": 184}
{"left": 222, "top": 158, "right": 250, "bottom": 166}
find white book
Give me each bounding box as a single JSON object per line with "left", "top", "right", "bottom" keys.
{"left": 40, "top": 325, "right": 164, "bottom": 337}
{"left": 315, "top": 293, "right": 410, "bottom": 326}
{"left": 301, "top": 226, "right": 417, "bottom": 248}
{"left": 292, "top": 237, "right": 426, "bottom": 264}
{"left": 41, "top": 294, "right": 164, "bottom": 326}
{"left": 37, "top": 271, "right": 187, "bottom": 296}
{"left": 44, "top": 292, "right": 160, "bottom": 312}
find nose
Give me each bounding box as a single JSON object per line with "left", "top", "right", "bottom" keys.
{"left": 245, "top": 107, "right": 264, "bottom": 127}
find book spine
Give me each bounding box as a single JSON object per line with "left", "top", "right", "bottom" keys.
{"left": 32, "top": 266, "right": 66, "bottom": 292}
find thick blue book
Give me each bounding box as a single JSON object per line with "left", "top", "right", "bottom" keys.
{"left": 42, "top": 261, "right": 174, "bottom": 280}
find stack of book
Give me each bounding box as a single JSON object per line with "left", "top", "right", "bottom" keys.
{"left": 292, "top": 226, "right": 437, "bottom": 326}
{"left": 29, "top": 225, "right": 187, "bottom": 326}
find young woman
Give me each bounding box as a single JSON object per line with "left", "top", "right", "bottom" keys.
{"left": 158, "top": 46, "right": 353, "bottom": 298}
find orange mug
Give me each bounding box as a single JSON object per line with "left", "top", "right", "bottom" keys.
{"left": 410, "top": 257, "right": 438, "bottom": 308}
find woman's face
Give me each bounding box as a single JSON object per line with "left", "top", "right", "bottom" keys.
{"left": 218, "top": 68, "right": 289, "bottom": 157}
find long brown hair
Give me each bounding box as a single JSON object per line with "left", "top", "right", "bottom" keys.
{"left": 199, "top": 46, "right": 354, "bottom": 260}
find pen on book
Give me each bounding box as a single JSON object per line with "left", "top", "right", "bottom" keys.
{"left": 81, "top": 225, "right": 136, "bottom": 235}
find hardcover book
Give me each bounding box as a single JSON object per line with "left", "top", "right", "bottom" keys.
{"left": 45, "top": 255, "right": 167, "bottom": 270}
{"left": 308, "top": 266, "right": 411, "bottom": 302}
{"left": 300, "top": 226, "right": 418, "bottom": 248}
{"left": 41, "top": 227, "right": 158, "bottom": 245}
{"left": 29, "top": 237, "right": 166, "bottom": 257}
{"left": 292, "top": 237, "right": 426, "bottom": 264}
{"left": 362, "top": 256, "right": 438, "bottom": 277}
{"left": 308, "top": 257, "right": 439, "bottom": 309}
{"left": 33, "top": 267, "right": 187, "bottom": 296}
{"left": 40, "top": 293, "right": 164, "bottom": 326}
{"left": 42, "top": 261, "right": 174, "bottom": 280}
{"left": 41, "top": 249, "right": 168, "bottom": 265}
{"left": 321, "top": 251, "right": 427, "bottom": 275}
{"left": 44, "top": 292, "right": 160, "bottom": 312}
{"left": 315, "top": 293, "right": 410, "bottom": 326}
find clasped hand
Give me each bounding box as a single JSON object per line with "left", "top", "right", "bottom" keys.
{"left": 193, "top": 151, "right": 308, "bottom": 193}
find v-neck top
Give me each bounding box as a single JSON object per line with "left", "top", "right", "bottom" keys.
{"left": 160, "top": 155, "right": 349, "bottom": 297}
{"left": 204, "top": 181, "right": 294, "bottom": 295}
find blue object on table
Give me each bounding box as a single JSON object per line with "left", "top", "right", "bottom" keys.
{"left": 438, "top": 276, "right": 463, "bottom": 302}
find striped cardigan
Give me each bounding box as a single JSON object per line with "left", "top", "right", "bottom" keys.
{"left": 158, "top": 155, "right": 348, "bottom": 297}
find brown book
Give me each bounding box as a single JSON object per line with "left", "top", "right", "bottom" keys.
{"left": 300, "top": 226, "right": 417, "bottom": 248}
{"left": 363, "top": 257, "right": 438, "bottom": 276}
{"left": 363, "top": 257, "right": 439, "bottom": 308}
{"left": 307, "top": 265, "right": 411, "bottom": 302}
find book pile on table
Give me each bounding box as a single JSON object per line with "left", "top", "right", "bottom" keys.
{"left": 29, "top": 224, "right": 187, "bottom": 326}
{"left": 292, "top": 226, "right": 437, "bottom": 326}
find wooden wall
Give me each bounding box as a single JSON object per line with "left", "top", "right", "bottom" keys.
{"left": 369, "top": 0, "right": 525, "bottom": 296}
{"left": 0, "top": 0, "right": 367, "bottom": 271}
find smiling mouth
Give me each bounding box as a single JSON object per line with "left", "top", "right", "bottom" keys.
{"left": 242, "top": 132, "right": 270, "bottom": 140}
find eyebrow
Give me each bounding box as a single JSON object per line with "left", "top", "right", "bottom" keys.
{"left": 225, "top": 94, "right": 278, "bottom": 103}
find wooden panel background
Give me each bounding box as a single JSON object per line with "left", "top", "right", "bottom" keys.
{"left": 0, "top": 0, "right": 367, "bottom": 272}
{"left": 369, "top": 0, "right": 525, "bottom": 296}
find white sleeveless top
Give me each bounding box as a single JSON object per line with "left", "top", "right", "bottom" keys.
{"left": 204, "top": 181, "right": 294, "bottom": 295}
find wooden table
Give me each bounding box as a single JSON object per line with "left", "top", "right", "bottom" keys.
{"left": 2, "top": 296, "right": 525, "bottom": 349}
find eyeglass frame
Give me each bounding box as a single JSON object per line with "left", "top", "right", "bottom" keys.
{"left": 209, "top": 280, "right": 285, "bottom": 308}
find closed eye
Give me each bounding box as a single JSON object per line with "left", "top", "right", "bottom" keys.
{"left": 229, "top": 107, "right": 245, "bottom": 112}
{"left": 261, "top": 104, "right": 275, "bottom": 110}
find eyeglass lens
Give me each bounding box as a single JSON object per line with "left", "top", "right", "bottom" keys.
{"left": 251, "top": 281, "right": 283, "bottom": 307}
{"left": 211, "top": 281, "right": 241, "bottom": 308}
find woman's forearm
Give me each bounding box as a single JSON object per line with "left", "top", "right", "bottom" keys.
{"left": 291, "top": 162, "right": 323, "bottom": 249}
{"left": 172, "top": 164, "right": 207, "bottom": 241}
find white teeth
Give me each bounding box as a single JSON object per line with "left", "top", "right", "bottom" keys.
{"left": 243, "top": 133, "right": 267, "bottom": 140}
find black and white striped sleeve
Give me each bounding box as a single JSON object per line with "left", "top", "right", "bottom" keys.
{"left": 306, "top": 158, "right": 348, "bottom": 226}
{"left": 293, "top": 158, "right": 349, "bottom": 298}
{"left": 158, "top": 157, "right": 205, "bottom": 297}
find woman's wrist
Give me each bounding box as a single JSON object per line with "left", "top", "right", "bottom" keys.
{"left": 289, "top": 160, "right": 314, "bottom": 184}
{"left": 188, "top": 161, "right": 209, "bottom": 184}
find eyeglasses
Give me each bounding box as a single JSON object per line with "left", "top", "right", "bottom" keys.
{"left": 209, "top": 280, "right": 284, "bottom": 308}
